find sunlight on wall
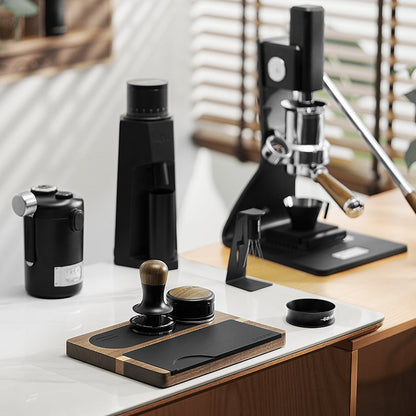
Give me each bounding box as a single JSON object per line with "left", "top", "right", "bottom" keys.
{"left": 0, "top": 0, "right": 193, "bottom": 290}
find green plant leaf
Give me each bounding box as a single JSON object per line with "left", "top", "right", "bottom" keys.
{"left": 2, "top": 0, "right": 38, "bottom": 17}
{"left": 404, "top": 140, "right": 416, "bottom": 170}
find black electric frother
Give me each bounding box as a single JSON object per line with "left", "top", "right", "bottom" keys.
{"left": 12, "top": 185, "right": 84, "bottom": 298}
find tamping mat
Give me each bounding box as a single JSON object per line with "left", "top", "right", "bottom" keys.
{"left": 67, "top": 311, "right": 285, "bottom": 388}
{"left": 89, "top": 321, "right": 198, "bottom": 349}
{"left": 124, "top": 320, "right": 282, "bottom": 374}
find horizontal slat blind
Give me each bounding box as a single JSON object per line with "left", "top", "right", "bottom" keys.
{"left": 384, "top": 0, "right": 416, "bottom": 163}
{"left": 191, "top": 0, "right": 416, "bottom": 194}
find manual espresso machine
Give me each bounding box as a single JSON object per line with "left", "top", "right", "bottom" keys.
{"left": 223, "top": 5, "right": 416, "bottom": 278}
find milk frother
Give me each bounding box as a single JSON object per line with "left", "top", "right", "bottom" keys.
{"left": 12, "top": 185, "right": 84, "bottom": 298}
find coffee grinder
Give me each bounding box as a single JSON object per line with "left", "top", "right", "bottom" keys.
{"left": 114, "top": 80, "right": 178, "bottom": 270}
{"left": 223, "top": 5, "right": 410, "bottom": 275}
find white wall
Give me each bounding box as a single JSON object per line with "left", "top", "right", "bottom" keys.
{"left": 0, "top": 0, "right": 330, "bottom": 294}
{"left": 0, "top": 0, "right": 198, "bottom": 289}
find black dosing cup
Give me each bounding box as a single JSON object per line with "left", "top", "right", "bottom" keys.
{"left": 286, "top": 298, "right": 335, "bottom": 328}
{"left": 283, "top": 196, "right": 326, "bottom": 230}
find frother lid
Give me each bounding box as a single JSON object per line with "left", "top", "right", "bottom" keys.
{"left": 126, "top": 79, "right": 168, "bottom": 119}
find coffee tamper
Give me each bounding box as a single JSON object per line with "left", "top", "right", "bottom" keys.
{"left": 130, "top": 260, "right": 175, "bottom": 335}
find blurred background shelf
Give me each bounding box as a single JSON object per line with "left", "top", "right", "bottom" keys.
{"left": 0, "top": 0, "right": 112, "bottom": 82}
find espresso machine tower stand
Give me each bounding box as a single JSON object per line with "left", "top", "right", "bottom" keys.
{"left": 223, "top": 6, "right": 407, "bottom": 275}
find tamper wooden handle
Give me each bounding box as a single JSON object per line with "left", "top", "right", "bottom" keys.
{"left": 133, "top": 260, "right": 172, "bottom": 317}
{"left": 139, "top": 259, "right": 168, "bottom": 286}
{"left": 314, "top": 170, "right": 364, "bottom": 218}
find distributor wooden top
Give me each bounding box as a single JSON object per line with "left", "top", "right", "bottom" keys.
{"left": 181, "top": 189, "right": 416, "bottom": 347}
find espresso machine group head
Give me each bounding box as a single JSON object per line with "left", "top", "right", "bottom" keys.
{"left": 259, "top": 5, "right": 364, "bottom": 218}
{"left": 222, "top": 5, "right": 407, "bottom": 275}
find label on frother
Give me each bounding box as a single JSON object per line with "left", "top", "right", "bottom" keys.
{"left": 54, "top": 262, "right": 83, "bottom": 287}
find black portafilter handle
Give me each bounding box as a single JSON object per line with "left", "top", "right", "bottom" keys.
{"left": 289, "top": 5, "right": 325, "bottom": 95}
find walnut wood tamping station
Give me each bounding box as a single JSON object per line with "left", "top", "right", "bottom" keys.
{"left": 66, "top": 260, "right": 285, "bottom": 388}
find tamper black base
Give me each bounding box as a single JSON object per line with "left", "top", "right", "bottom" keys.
{"left": 130, "top": 314, "right": 175, "bottom": 336}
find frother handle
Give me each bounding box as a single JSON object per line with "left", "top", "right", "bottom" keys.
{"left": 314, "top": 170, "right": 364, "bottom": 218}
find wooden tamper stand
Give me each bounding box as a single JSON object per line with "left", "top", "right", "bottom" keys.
{"left": 130, "top": 260, "right": 175, "bottom": 335}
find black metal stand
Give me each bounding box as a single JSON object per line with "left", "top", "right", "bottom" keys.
{"left": 226, "top": 209, "right": 272, "bottom": 292}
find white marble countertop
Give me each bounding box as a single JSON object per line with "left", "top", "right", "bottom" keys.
{"left": 0, "top": 259, "right": 383, "bottom": 416}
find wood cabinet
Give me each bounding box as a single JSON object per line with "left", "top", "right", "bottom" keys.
{"left": 122, "top": 346, "right": 356, "bottom": 416}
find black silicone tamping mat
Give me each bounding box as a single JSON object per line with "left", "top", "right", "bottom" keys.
{"left": 124, "top": 319, "right": 282, "bottom": 374}
{"left": 89, "top": 322, "right": 196, "bottom": 349}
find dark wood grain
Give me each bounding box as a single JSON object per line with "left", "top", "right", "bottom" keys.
{"left": 118, "top": 346, "right": 356, "bottom": 416}
{"left": 356, "top": 327, "right": 416, "bottom": 416}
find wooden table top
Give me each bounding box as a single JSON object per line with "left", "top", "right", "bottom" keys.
{"left": 181, "top": 189, "right": 416, "bottom": 347}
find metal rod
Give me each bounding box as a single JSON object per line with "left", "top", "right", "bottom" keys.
{"left": 323, "top": 73, "right": 415, "bottom": 196}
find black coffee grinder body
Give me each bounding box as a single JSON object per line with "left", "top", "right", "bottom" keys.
{"left": 114, "top": 80, "right": 178, "bottom": 270}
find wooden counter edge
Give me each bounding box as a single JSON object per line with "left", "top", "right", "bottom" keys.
{"left": 336, "top": 318, "right": 416, "bottom": 350}
{"left": 115, "top": 322, "right": 381, "bottom": 416}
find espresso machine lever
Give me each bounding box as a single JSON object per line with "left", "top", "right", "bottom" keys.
{"left": 323, "top": 73, "right": 416, "bottom": 214}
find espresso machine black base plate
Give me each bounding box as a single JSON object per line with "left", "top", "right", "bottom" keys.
{"left": 264, "top": 222, "right": 347, "bottom": 250}
{"left": 261, "top": 231, "right": 407, "bottom": 276}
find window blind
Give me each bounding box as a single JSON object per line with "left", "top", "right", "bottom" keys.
{"left": 191, "top": 0, "right": 416, "bottom": 194}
